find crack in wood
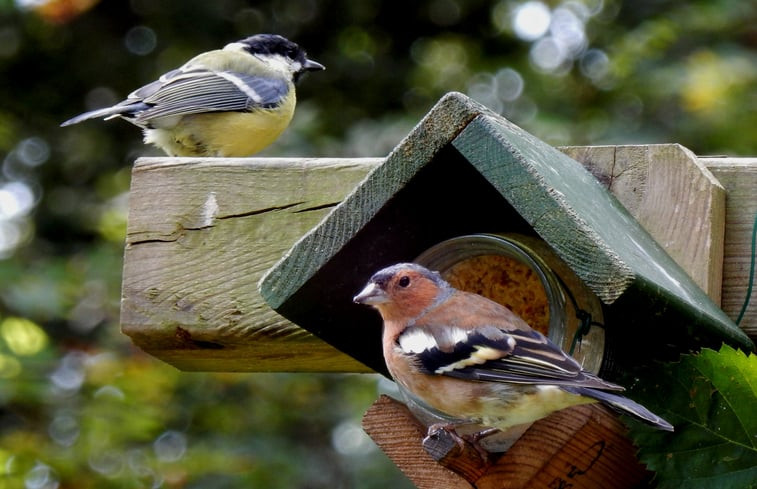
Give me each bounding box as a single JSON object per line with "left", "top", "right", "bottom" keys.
{"left": 292, "top": 202, "right": 340, "bottom": 213}
{"left": 127, "top": 233, "right": 183, "bottom": 245}
{"left": 216, "top": 201, "right": 305, "bottom": 220}
{"left": 127, "top": 201, "right": 323, "bottom": 246}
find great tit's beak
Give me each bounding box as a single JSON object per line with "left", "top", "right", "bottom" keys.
{"left": 303, "top": 59, "right": 325, "bottom": 71}
{"left": 353, "top": 282, "right": 388, "bottom": 305}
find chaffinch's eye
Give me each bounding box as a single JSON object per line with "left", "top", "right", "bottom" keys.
{"left": 398, "top": 276, "right": 410, "bottom": 288}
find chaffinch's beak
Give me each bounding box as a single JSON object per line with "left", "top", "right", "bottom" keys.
{"left": 353, "top": 282, "right": 388, "bottom": 305}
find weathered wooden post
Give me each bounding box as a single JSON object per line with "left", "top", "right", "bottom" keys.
{"left": 121, "top": 92, "right": 755, "bottom": 488}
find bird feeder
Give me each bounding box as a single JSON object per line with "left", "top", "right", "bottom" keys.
{"left": 120, "top": 91, "right": 755, "bottom": 489}
{"left": 257, "top": 92, "right": 753, "bottom": 488}
{"left": 259, "top": 92, "right": 751, "bottom": 375}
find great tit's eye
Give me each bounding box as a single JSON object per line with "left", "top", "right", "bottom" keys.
{"left": 398, "top": 276, "right": 410, "bottom": 288}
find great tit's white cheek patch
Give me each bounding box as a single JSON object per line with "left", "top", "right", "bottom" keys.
{"left": 398, "top": 329, "right": 438, "bottom": 354}
{"left": 265, "top": 55, "right": 299, "bottom": 74}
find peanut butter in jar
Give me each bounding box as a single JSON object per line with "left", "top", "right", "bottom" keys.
{"left": 444, "top": 254, "right": 550, "bottom": 336}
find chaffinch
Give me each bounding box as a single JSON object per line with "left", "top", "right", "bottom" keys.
{"left": 354, "top": 263, "right": 673, "bottom": 434}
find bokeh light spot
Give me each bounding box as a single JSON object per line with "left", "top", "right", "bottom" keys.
{"left": 153, "top": 431, "right": 187, "bottom": 463}
{"left": 0, "top": 352, "right": 22, "bottom": 378}
{"left": 24, "top": 462, "right": 59, "bottom": 489}
{"left": 49, "top": 413, "right": 80, "bottom": 447}
{"left": 331, "top": 420, "right": 375, "bottom": 456}
{"left": 0, "top": 316, "right": 48, "bottom": 356}
{"left": 529, "top": 37, "right": 566, "bottom": 72}
{"left": 428, "top": 0, "right": 461, "bottom": 26}
{"left": 496, "top": 68, "right": 524, "bottom": 101}
{"left": 0, "top": 181, "right": 35, "bottom": 219}
{"left": 50, "top": 351, "right": 87, "bottom": 392}
{"left": 550, "top": 6, "right": 587, "bottom": 57}
{"left": 88, "top": 449, "right": 124, "bottom": 477}
{"left": 580, "top": 48, "right": 610, "bottom": 81}
{"left": 513, "top": 1, "right": 551, "bottom": 41}
{"left": 84, "top": 87, "right": 119, "bottom": 112}
{"left": 124, "top": 25, "right": 157, "bottom": 56}
{"left": 16, "top": 137, "right": 50, "bottom": 167}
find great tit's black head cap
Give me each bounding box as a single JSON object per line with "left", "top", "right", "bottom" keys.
{"left": 238, "top": 34, "right": 301, "bottom": 59}
{"left": 237, "top": 34, "right": 324, "bottom": 78}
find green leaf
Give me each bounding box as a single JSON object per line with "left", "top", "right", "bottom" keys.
{"left": 627, "top": 344, "right": 757, "bottom": 489}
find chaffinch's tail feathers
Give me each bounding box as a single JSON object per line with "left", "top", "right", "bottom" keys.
{"left": 563, "top": 386, "right": 674, "bottom": 431}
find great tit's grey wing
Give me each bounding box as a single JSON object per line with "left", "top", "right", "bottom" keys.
{"left": 126, "top": 68, "right": 183, "bottom": 100}
{"left": 399, "top": 324, "right": 622, "bottom": 391}
{"left": 60, "top": 102, "right": 150, "bottom": 126}
{"left": 131, "top": 68, "right": 289, "bottom": 123}
{"left": 61, "top": 68, "right": 289, "bottom": 127}
{"left": 60, "top": 69, "right": 183, "bottom": 127}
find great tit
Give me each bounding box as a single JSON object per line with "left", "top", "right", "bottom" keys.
{"left": 61, "top": 34, "right": 324, "bottom": 157}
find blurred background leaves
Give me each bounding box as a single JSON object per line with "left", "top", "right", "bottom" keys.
{"left": 0, "top": 0, "right": 755, "bottom": 487}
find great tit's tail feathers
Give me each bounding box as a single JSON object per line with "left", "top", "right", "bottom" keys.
{"left": 61, "top": 102, "right": 150, "bottom": 127}
{"left": 564, "top": 386, "right": 674, "bottom": 431}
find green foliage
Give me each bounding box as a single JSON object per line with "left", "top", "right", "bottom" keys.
{"left": 0, "top": 329, "right": 405, "bottom": 488}
{"left": 627, "top": 345, "right": 757, "bottom": 489}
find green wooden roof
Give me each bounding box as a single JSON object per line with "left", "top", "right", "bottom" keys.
{"left": 260, "top": 92, "right": 753, "bottom": 375}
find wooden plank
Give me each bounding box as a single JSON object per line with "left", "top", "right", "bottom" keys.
{"left": 702, "top": 157, "right": 757, "bottom": 339}
{"left": 476, "top": 403, "right": 649, "bottom": 489}
{"left": 362, "top": 395, "right": 649, "bottom": 489}
{"left": 560, "top": 145, "right": 725, "bottom": 304}
{"left": 121, "top": 157, "right": 382, "bottom": 372}
{"left": 362, "top": 395, "right": 472, "bottom": 489}
{"left": 120, "top": 150, "right": 755, "bottom": 371}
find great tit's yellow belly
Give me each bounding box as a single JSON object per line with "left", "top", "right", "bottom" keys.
{"left": 145, "top": 93, "right": 296, "bottom": 157}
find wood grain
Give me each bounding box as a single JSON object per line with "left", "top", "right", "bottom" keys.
{"left": 362, "top": 395, "right": 650, "bottom": 489}
{"left": 560, "top": 145, "right": 725, "bottom": 304}
{"left": 478, "top": 404, "right": 649, "bottom": 489}
{"left": 121, "top": 157, "right": 382, "bottom": 372}
{"left": 702, "top": 157, "right": 757, "bottom": 339}
{"left": 362, "top": 395, "right": 472, "bottom": 489}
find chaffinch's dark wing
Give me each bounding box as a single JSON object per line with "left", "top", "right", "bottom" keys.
{"left": 397, "top": 322, "right": 622, "bottom": 391}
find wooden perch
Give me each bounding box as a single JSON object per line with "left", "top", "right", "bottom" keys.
{"left": 121, "top": 157, "right": 381, "bottom": 372}
{"left": 702, "top": 157, "right": 757, "bottom": 339}
{"left": 362, "top": 395, "right": 650, "bottom": 489}
{"left": 561, "top": 145, "right": 724, "bottom": 305}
